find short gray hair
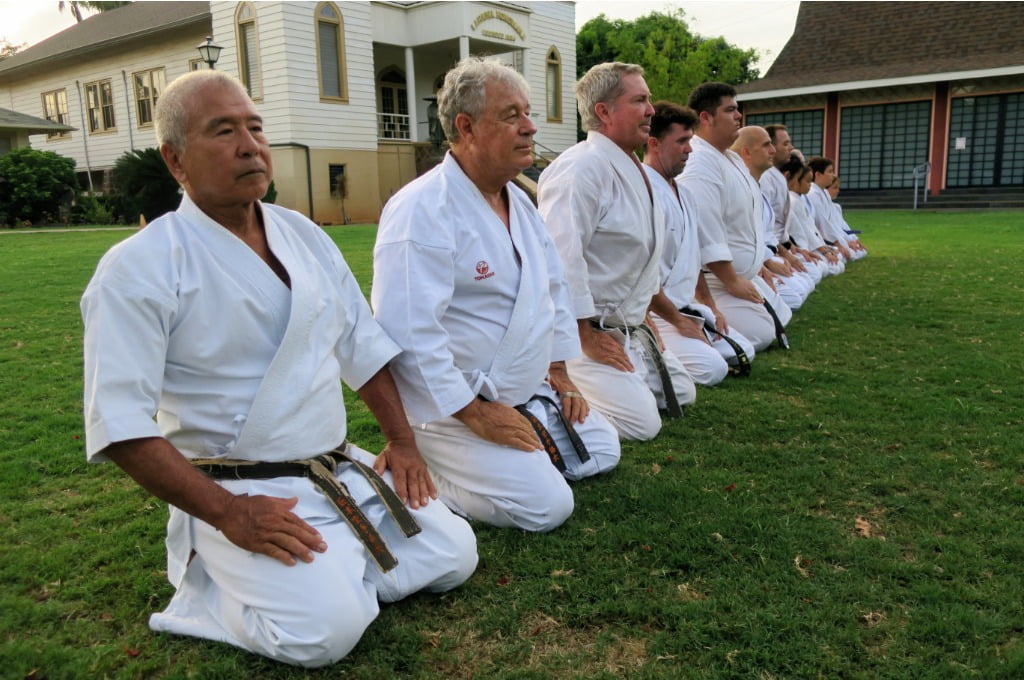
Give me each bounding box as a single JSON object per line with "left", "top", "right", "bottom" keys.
{"left": 155, "top": 70, "right": 248, "bottom": 151}
{"left": 576, "top": 62, "right": 645, "bottom": 131}
{"left": 437, "top": 57, "right": 529, "bottom": 143}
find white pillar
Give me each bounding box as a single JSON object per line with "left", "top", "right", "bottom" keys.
{"left": 459, "top": 36, "right": 470, "bottom": 60}
{"left": 404, "top": 46, "right": 418, "bottom": 142}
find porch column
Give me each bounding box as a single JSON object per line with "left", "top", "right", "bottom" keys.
{"left": 405, "top": 46, "right": 418, "bottom": 142}
{"left": 459, "top": 35, "right": 470, "bottom": 60}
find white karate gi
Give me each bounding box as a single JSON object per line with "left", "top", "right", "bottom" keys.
{"left": 538, "top": 131, "right": 696, "bottom": 441}
{"left": 759, "top": 193, "right": 813, "bottom": 312}
{"left": 645, "top": 165, "right": 745, "bottom": 386}
{"left": 372, "top": 153, "right": 620, "bottom": 533}
{"left": 831, "top": 200, "right": 868, "bottom": 260}
{"left": 678, "top": 136, "right": 779, "bottom": 352}
{"left": 790, "top": 192, "right": 845, "bottom": 277}
{"left": 808, "top": 183, "right": 862, "bottom": 264}
{"left": 82, "top": 195, "right": 477, "bottom": 668}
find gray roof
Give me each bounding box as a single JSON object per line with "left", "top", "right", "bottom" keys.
{"left": 0, "top": 107, "right": 76, "bottom": 133}
{"left": 739, "top": 1, "right": 1024, "bottom": 95}
{"left": 0, "top": 2, "right": 210, "bottom": 80}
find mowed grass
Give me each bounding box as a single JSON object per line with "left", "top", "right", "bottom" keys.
{"left": 1, "top": 210, "right": 1023, "bottom": 678}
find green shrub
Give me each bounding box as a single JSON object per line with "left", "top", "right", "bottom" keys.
{"left": 72, "top": 194, "right": 118, "bottom": 225}
{"left": 263, "top": 179, "right": 277, "bottom": 204}
{"left": 0, "top": 147, "right": 79, "bottom": 225}
{"left": 110, "top": 147, "right": 181, "bottom": 223}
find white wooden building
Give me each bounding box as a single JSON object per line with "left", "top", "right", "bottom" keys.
{"left": 0, "top": 1, "right": 577, "bottom": 222}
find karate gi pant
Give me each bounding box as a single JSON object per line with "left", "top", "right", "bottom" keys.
{"left": 754, "top": 277, "right": 793, "bottom": 334}
{"left": 650, "top": 313, "right": 729, "bottom": 387}
{"left": 148, "top": 446, "right": 477, "bottom": 668}
{"left": 707, "top": 276, "right": 781, "bottom": 354}
{"left": 767, "top": 257, "right": 814, "bottom": 312}
{"left": 567, "top": 329, "right": 696, "bottom": 441}
{"left": 655, "top": 301, "right": 757, "bottom": 379}
{"left": 413, "top": 381, "right": 620, "bottom": 533}
{"left": 799, "top": 256, "right": 826, "bottom": 285}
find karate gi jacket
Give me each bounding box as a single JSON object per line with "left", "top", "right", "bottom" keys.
{"left": 537, "top": 130, "right": 663, "bottom": 328}
{"left": 678, "top": 136, "right": 765, "bottom": 280}
{"left": 82, "top": 194, "right": 399, "bottom": 584}
{"left": 372, "top": 153, "right": 580, "bottom": 425}
{"left": 644, "top": 165, "right": 700, "bottom": 310}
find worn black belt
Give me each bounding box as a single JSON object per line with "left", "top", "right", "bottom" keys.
{"left": 680, "top": 306, "right": 751, "bottom": 377}
{"left": 761, "top": 299, "right": 790, "bottom": 350}
{"left": 589, "top": 320, "right": 682, "bottom": 419}
{"left": 515, "top": 394, "right": 591, "bottom": 473}
{"left": 190, "top": 443, "right": 421, "bottom": 573}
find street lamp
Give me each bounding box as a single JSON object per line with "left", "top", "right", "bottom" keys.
{"left": 196, "top": 36, "right": 223, "bottom": 70}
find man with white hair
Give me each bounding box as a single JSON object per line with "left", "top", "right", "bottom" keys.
{"left": 81, "top": 71, "right": 477, "bottom": 668}
{"left": 372, "top": 57, "right": 620, "bottom": 533}
{"left": 538, "top": 62, "right": 696, "bottom": 442}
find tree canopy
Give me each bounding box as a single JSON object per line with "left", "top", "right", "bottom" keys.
{"left": 576, "top": 9, "right": 760, "bottom": 106}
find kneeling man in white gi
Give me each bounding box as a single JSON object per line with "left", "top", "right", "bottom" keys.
{"left": 643, "top": 100, "right": 757, "bottom": 385}
{"left": 81, "top": 71, "right": 477, "bottom": 668}
{"left": 538, "top": 63, "right": 696, "bottom": 441}
{"left": 372, "top": 58, "right": 620, "bottom": 533}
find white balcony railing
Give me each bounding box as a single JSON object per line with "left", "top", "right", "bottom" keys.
{"left": 378, "top": 112, "right": 411, "bottom": 141}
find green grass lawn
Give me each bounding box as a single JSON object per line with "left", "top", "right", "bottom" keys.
{"left": 2, "top": 210, "right": 1023, "bottom": 678}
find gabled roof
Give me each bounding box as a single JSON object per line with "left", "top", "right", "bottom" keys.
{"left": 0, "top": 108, "right": 76, "bottom": 133}
{"left": 739, "top": 1, "right": 1024, "bottom": 98}
{"left": 0, "top": 1, "right": 210, "bottom": 80}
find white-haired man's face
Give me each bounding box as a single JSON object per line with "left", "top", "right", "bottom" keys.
{"left": 162, "top": 81, "right": 273, "bottom": 212}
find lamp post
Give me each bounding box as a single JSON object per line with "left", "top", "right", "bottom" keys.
{"left": 196, "top": 36, "right": 223, "bottom": 70}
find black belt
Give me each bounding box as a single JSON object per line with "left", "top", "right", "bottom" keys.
{"left": 761, "top": 299, "right": 790, "bottom": 350}
{"left": 190, "top": 443, "right": 421, "bottom": 573}
{"left": 515, "top": 394, "right": 591, "bottom": 473}
{"left": 680, "top": 306, "right": 751, "bottom": 377}
{"left": 590, "top": 320, "right": 683, "bottom": 419}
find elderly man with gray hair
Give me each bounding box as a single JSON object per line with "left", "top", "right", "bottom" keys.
{"left": 81, "top": 70, "right": 477, "bottom": 667}
{"left": 537, "top": 62, "right": 696, "bottom": 442}
{"left": 372, "top": 57, "right": 620, "bottom": 533}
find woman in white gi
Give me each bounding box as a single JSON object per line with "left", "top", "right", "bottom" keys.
{"left": 372, "top": 59, "right": 620, "bottom": 533}
{"left": 81, "top": 72, "right": 477, "bottom": 668}
{"left": 782, "top": 157, "right": 845, "bottom": 278}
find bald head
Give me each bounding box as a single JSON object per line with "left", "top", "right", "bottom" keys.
{"left": 731, "top": 126, "right": 775, "bottom": 178}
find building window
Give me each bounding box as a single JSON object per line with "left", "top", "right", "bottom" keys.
{"left": 329, "top": 163, "right": 347, "bottom": 197}
{"left": 133, "top": 67, "right": 166, "bottom": 127}
{"left": 378, "top": 67, "right": 409, "bottom": 140}
{"left": 947, "top": 93, "right": 1024, "bottom": 188}
{"left": 42, "top": 89, "right": 71, "bottom": 139}
{"left": 315, "top": 2, "right": 347, "bottom": 101}
{"left": 188, "top": 58, "right": 204, "bottom": 72}
{"left": 745, "top": 109, "right": 824, "bottom": 158}
{"left": 839, "top": 101, "right": 931, "bottom": 190}
{"left": 84, "top": 80, "right": 116, "bottom": 133}
{"left": 236, "top": 2, "right": 262, "bottom": 100}
{"left": 545, "top": 46, "right": 561, "bottom": 123}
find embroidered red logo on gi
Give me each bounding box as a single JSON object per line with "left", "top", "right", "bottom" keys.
{"left": 474, "top": 260, "right": 495, "bottom": 281}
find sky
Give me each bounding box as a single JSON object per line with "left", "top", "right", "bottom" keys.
{"left": 0, "top": 0, "right": 800, "bottom": 72}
